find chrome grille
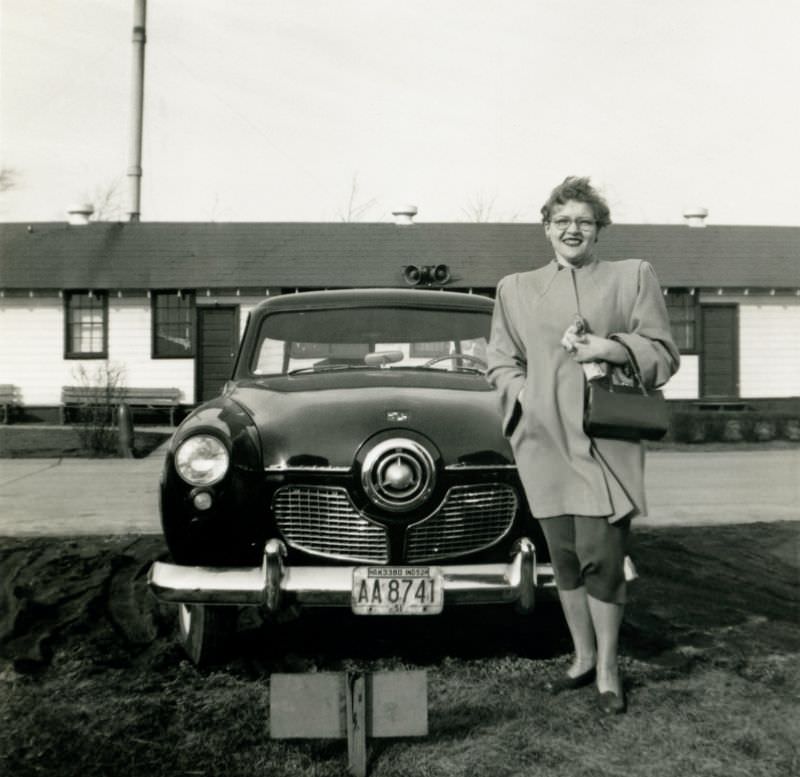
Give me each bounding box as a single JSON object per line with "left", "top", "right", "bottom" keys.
{"left": 272, "top": 486, "right": 389, "bottom": 563}
{"left": 406, "top": 484, "right": 518, "bottom": 562}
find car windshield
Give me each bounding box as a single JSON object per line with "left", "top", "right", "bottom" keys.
{"left": 251, "top": 305, "right": 491, "bottom": 376}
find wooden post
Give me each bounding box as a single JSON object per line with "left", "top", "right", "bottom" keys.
{"left": 117, "top": 402, "right": 134, "bottom": 458}
{"left": 345, "top": 672, "right": 367, "bottom": 777}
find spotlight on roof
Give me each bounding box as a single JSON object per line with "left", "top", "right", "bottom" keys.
{"left": 404, "top": 265, "right": 422, "bottom": 285}
{"left": 431, "top": 264, "right": 451, "bottom": 284}
{"left": 403, "top": 264, "right": 451, "bottom": 287}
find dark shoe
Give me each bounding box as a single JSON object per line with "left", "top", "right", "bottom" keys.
{"left": 596, "top": 689, "right": 627, "bottom": 715}
{"left": 543, "top": 666, "right": 596, "bottom": 695}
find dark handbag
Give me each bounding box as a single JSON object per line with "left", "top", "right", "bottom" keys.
{"left": 569, "top": 268, "right": 669, "bottom": 441}
{"left": 584, "top": 369, "right": 669, "bottom": 441}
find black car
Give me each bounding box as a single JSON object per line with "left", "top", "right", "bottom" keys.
{"left": 149, "top": 288, "right": 554, "bottom": 664}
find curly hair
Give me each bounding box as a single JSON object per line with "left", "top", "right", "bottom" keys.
{"left": 540, "top": 176, "right": 612, "bottom": 230}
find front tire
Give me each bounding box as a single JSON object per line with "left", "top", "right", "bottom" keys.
{"left": 177, "top": 603, "right": 237, "bottom": 666}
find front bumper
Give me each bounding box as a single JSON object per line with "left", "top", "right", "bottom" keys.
{"left": 148, "top": 537, "right": 555, "bottom": 614}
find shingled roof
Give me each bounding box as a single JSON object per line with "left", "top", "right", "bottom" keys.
{"left": 1, "top": 221, "right": 798, "bottom": 289}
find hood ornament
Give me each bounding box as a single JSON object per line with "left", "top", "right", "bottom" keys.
{"left": 362, "top": 438, "right": 435, "bottom": 512}
{"left": 382, "top": 456, "right": 415, "bottom": 489}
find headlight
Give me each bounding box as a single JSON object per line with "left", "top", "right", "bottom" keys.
{"left": 174, "top": 435, "right": 230, "bottom": 486}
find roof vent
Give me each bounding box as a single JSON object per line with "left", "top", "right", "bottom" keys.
{"left": 391, "top": 204, "right": 418, "bottom": 226}
{"left": 683, "top": 206, "right": 708, "bottom": 228}
{"left": 67, "top": 204, "right": 94, "bottom": 226}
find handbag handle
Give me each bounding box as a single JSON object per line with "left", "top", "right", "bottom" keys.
{"left": 569, "top": 268, "right": 650, "bottom": 397}
{"left": 608, "top": 338, "right": 649, "bottom": 397}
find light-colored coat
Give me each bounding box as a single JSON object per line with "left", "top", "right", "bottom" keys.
{"left": 487, "top": 258, "right": 680, "bottom": 522}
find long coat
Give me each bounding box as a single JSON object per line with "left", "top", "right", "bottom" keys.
{"left": 487, "top": 258, "right": 680, "bottom": 522}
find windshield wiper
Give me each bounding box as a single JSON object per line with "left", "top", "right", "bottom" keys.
{"left": 394, "top": 365, "right": 486, "bottom": 375}
{"left": 288, "top": 364, "right": 365, "bottom": 376}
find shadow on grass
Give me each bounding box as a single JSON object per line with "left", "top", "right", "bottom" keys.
{"left": 232, "top": 598, "right": 571, "bottom": 675}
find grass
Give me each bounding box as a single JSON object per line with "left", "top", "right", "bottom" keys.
{"left": 0, "top": 424, "right": 171, "bottom": 458}
{"left": 2, "top": 651, "right": 796, "bottom": 777}
{"left": 0, "top": 522, "right": 798, "bottom": 777}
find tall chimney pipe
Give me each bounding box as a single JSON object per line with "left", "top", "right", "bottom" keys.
{"left": 127, "top": 0, "right": 147, "bottom": 222}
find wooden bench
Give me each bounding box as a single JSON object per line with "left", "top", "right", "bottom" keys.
{"left": 0, "top": 384, "right": 21, "bottom": 424}
{"left": 61, "top": 386, "right": 182, "bottom": 426}
{"left": 692, "top": 401, "right": 754, "bottom": 412}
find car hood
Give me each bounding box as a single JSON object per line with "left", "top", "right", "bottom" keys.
{"left": 229, "top": 375, "right": 513, "bottom": 468}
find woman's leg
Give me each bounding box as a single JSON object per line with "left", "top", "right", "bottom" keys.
{"left": 587, "top": 595, "right": 623, "bottom": 694}
{"left": 538, "top": 516, "right": 598, "bottom": 674}
{"left": 558, "top": 586, "right": 597, "bottom": 675}
{"left": 574, "top": 516, "right": 630, "bottom": 696}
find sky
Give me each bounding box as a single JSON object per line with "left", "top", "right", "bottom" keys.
{"left": 2, "top": 0, "right": 800, "bottom": 226}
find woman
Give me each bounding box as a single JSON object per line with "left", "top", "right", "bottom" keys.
{"left": 487, "top": 177, "right": 679, "bottom": 714}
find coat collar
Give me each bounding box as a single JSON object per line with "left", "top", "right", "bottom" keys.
{"left": 534, "top": 257, "right": 599, "bottom": 298}
{"left": 552, "top": 256, "right": 599, "bottom": 271}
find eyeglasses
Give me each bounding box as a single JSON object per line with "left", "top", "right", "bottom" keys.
{"left": 550, "top": 217, "right": 596, "bottom": 232}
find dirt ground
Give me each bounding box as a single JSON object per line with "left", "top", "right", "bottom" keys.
{"left": 0, "top": 522, "right": 798, "bottom": 777}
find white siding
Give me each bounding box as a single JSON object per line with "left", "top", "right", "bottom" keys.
{"left": 0, "top": 296, "right": 65, "bottom": 405}
{"left": 739, "top": 302, "right": 800, "bottom": 397}
{"left": 0, "top": 295, "right": 194, "bottom": 405}
{"left": 108, "top": 297, "right": 194, "bottom": 403}
{"left": 662, "top": 354, "right": 699, "bottom": 399}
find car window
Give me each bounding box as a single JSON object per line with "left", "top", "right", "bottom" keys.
{"left": 251, "top": 307, "right": 490, "bottom": 376}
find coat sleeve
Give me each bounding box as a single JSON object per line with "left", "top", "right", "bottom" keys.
{"left": 486, "top": 275, "right": 528, "bottom": 437}
{"left": 610, "top": 260, "right": 680, "bottom": 389}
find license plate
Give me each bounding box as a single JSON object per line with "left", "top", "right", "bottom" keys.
{"left": 352, "top": 566, "right": 444, "bottom": 615}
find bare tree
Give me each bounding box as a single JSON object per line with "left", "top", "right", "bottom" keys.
{"left": 85, "top": 178, "right": 126, "bottom": 221}
{"left": 461, "top": 191, "right": 521, "bottom": 223}
{"left": 460, "top": 192, "right": 497, "bottom": 223}
{"left": 339, "top": 173, "right": 377, "bottom": 222}
{"left": 0, "top": 167, "right": 18, "bottom": 193}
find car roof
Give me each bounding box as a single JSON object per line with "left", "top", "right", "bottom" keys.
{"left": 253, "top": 287, "right": 495, "bottom": 315}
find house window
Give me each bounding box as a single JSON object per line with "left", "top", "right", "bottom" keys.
{"left": 665, "top": 291, "right": 697, "bottom": 353}
{"left": 152, "top": 291, "right": 195, "bottom": 358}
{"left": 409, "top": 341, "right": 452, "bottom": 358}
{"left": 65, "top": 291, "right": 108, "bottom": 358}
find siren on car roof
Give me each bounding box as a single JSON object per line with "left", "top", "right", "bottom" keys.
{"left": 403, "top": 264, "right": 451, "bottom": 287}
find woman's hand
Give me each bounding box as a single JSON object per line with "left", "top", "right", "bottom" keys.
{"left": 560, "top": 321, "right": 585, "bottom": 354}
{"left": 562, "top": 329, "right": 628, "bottom": 366}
